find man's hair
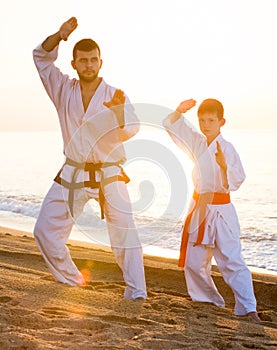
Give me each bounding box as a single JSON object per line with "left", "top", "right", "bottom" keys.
{"left": 73, "top": 39, "right": 101, "bottom": 60}
{"left": 197, "top": 99, "right": 224, "bottom": 120}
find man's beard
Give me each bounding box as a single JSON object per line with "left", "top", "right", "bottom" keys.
{"left": 77, "top": 70, "right": 99, "bottom": 83}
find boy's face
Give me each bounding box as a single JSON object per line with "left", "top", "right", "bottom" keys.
{"left": 198, "top": 112, "right": 225, "bottom": 141}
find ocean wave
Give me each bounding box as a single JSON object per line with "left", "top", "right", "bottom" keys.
{"left": 241, "top": 227, "right": 277, "bottom": 242}
{"left": 0, "top": 196, "right": 276, "bottom": 272}
{"left": 0, "top": 196, "right": 41, "bottom": 219}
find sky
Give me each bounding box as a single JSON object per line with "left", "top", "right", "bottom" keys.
{"left": 0, "top": 0, "right": 277, "bottom": 131}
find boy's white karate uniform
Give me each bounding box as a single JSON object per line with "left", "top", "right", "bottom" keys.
{"left": 33, "top": 44, "right": 147, "bottom": 299}
{"left": 163, "top": 114, "right": 257, "bottom": 315}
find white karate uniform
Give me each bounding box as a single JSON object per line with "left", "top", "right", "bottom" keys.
{"left": 33, "top": 44, "right": 147, "bottom": 299}
{"left": 163, "top": 114, "right": 257, "bottom": 315}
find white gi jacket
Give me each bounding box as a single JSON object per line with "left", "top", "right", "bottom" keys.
{"left": 163, "top": 114, "right": 246, "bottom": 247}
{"left": 33, "top": 44, "right": 140, "bottom": 184}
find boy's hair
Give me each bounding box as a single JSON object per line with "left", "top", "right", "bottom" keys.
{"left": 73, "top": 39, "right": 101, "bottom": 60}
{"left": 197, "top": 99, "right": 224, "bottom": 120}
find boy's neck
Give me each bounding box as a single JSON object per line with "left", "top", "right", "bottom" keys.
{"left": 206, "top": 132, "right": 221, "bottom": 146}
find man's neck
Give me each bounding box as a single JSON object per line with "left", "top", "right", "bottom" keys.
{"left": 80, "top": 77, "right": 102, "bottom": 93}
{"left": 79, "top": 77, "right": 102, "bottom": 112}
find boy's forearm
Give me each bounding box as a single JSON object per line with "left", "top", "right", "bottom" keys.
{"left": 220, "top": 167, "right": 229, "bottom": 189}
{"left": 168, "top": 110, "right": 182, "bottom": 124}
{"left": 42, "top": 32, "right": 62, "bottom": 52}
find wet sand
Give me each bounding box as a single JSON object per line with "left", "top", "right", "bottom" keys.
{"left": 0, "top": 226, "right": 276, "bottom": 349}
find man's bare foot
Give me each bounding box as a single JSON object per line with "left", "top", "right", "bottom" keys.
{"left": 247, "top": 312, "right": 261, "bottom": 323}
{"left": 134, "top": 297, "right": 145, "bottom": 301}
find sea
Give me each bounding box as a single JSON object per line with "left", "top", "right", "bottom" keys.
{"left": 0, "top": 127, "right": 276, "bottom": 274}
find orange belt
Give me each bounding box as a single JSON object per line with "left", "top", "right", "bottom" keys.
{"left": 178, "top": 191, "right": 231, "bottom": 268}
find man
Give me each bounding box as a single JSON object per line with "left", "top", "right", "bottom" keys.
{"left": 33, "top": 17, "right": 147, "bottom": 300}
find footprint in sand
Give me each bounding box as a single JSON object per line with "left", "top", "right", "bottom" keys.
{"left": 40, "top": 306, "right": 90, "bottom": 319}
{"left": 0, "top": 296, "right": 12, "bottom": 303}
{"left": 83, "top": 281, "right": 125, "bottom": 293}
{"left": 40, "top": 307, "right": 75, "bottom": 319}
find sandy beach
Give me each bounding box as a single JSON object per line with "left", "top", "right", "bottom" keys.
{"left": 0, "top": 226, "right": 276, "bottom": 350}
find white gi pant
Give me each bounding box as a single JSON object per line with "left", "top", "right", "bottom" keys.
{"left": 185, "top": 213, "right": 257, "bottom": 315}
{"left": 34, "top": 180, "right": 147, "bottom": 300}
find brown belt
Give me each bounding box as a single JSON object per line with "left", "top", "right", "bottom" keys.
{"left": 54, "top": 158, "right": 130, "bottom": 219}
{"left": 178, "top": 191, "right": 231, "bottom": 267}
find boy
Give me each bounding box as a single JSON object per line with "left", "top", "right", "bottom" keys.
{"left": 163, "top": 98, "right": 260, "bottom": 322}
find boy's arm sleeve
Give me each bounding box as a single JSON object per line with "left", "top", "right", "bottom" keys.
{"left": 224, "top": 144, "right": 246, "bottom": 191}
{"left": 163, "top": 113, "right": 204, "bottom": 159}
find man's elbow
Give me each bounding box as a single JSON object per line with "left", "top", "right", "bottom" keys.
{"left": 120, "top": 122, "right": 140, "bottom": 141}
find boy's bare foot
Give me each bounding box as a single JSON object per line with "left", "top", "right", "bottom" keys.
{"left": 247, "top": 312, "right": 261, "bottom": 323}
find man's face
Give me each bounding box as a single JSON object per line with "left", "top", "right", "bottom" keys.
{"left": 71, "top": 49, "right": 102, "bottom": 82}
{"left": 198, "top": 112, "right": 225, "bottom": 140}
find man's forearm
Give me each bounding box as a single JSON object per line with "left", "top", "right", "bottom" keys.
{"left": 42, "top": 32, "right": 62, "bottom": 52}
{"left": 115, "top": 109, "right": 125, "bottom": 128}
